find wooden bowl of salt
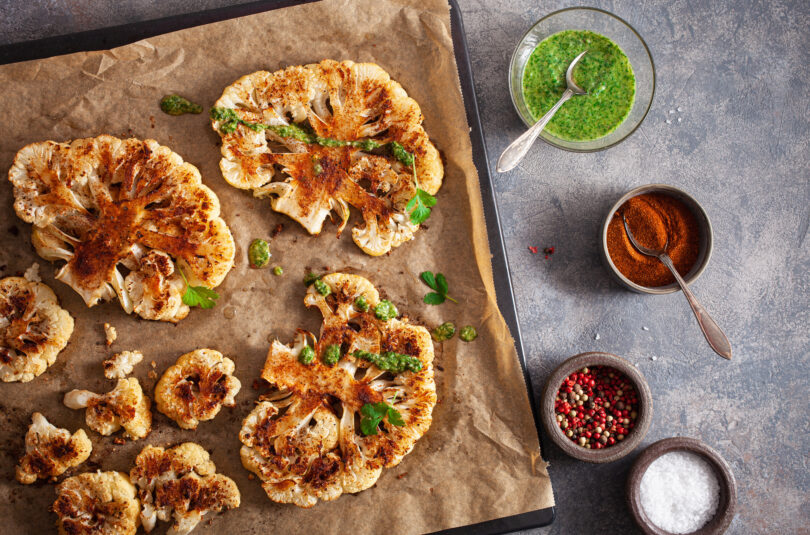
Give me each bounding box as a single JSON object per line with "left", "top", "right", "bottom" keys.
{"left": 626, "top": 437, "right": 737, "bottom": 534}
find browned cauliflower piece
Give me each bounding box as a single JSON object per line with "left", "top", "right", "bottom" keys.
{"left": 15, "top": 412, "right": 92, "bottom": 484}
{"left": 1, "top": 276, "right": 74, "bottom": 383}
{"left": 130, "top": 442, "right": 240, "bottom": 534}
{"left": 103, "top": 322, "right": 117, "bottom": 347}
{"left": 212, "top": 60, "right": 444, "bottom": 256}
{"left": 240, "top": 273, "right": 436, "bottom": 507}
{"left": 8, "top": 135, "right": 235, "bottom": 322}
{"left": 103, "top": 350, "right": 144, "bottom": 379}
{"left": 53, "top": 471, "right": 140, "bottom": 535}
{"left": 64, "top": 377, "right": 152, "bottom": 440}
{"left": 154, "top": 349, "right": 241, "bottom": 430}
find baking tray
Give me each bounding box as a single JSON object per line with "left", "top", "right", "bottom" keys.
{"left": 0, "top": 1, "right": 555, "bottom": 532}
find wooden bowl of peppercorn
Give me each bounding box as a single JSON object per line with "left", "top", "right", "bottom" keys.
{"left": 541, "top": 352, "right": 653, "bottom": 463}
{"left": 600, "top": 184, "right": 713, "bottom": 294}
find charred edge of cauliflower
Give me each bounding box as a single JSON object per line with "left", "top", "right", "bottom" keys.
{"left": 103, "top": 350, "right": 144, "bottom": 379}
{"left": 155, "top": 349, "right": 241, "bottom": 430}
{"left": 53, "top": 471, "right": 140, "bottom": 535}
{"left": 0, "top": 276, "right": 74, "bottom": 383}
{"left": 130, "top": 442, "right": 240, "bottom": 534}
{"left": 8, "top": 135, "right": 235, "bottom": 322}
{"left": 15, "top": 412, "right": 92, "bottom": 484}
{"left": 211, "top": 59, "right": 444, "bottom": 256}
{"left": 64, "top": 377, "right": 152, "bottom": 440}
{"left": 243, "top": 273, "right": 436, "bottom": 507}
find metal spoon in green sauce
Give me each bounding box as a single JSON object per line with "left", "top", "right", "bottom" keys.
{"left": 522, "top": 30, "right": 635, "bottom": 141}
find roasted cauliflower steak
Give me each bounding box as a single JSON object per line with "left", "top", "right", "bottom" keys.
{"left": 53, "top": 471, "right": 140, "bottom": 535}
{"left": 212, "top": 59, "right": 444, "bottom": 256}
{"left": 1, "top": 276, "right": 74, "bottom": 382}
{"left": 155, "top": 349, "right": 241, "bottom": 430}
{"left": 8, "top": 135, "right": 235, "bottom": 322}
{"left": 240, "top": 273, "right": 436, "bottom": 507}
{"left": 130, "top": 442, "right": 240, "bottom": 535}
{"left": 15, "top": 412, "right": 92, "bottom": 484}
{"left": 64, "top": 377, "right": 152, "bottom": 440}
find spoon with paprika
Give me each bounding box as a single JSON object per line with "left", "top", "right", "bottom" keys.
{"left": 622, "top": 214, "right": 732, "bottom": 360}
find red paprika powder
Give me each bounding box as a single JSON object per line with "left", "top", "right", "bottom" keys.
{"left": 606, "top": 193, "right": 700, "bottom": 287}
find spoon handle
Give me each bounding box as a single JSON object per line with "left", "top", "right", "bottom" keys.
{"left": 658, "top": 253, "right": 733, "bottom": 360}
{"left": 497, "top": 88, "right": 574, "bottom": 173}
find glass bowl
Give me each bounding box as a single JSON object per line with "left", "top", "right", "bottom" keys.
{"left": 509, "top": 7, "right": 655, "bottom": 152}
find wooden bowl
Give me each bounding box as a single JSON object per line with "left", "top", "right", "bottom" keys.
{"left": 626, "top": 437, "right": 737, "bottom": 534}
{"left": 540, "top": 352, "right": 653, "bottom": 463}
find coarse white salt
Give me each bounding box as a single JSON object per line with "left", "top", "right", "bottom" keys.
{"left": 640, "top": 451, "right": 720, "bottom": 533}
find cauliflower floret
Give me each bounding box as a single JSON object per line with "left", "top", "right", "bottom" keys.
{"left": 155, "top": 349, "right": 241, "bottom": 430}
{"left": 103, "top": 322, "right": 117, "bottom": 347}
{"left": 103, "top": 350, "right": 144, "bottom": 379}
{"left": 0, "top": 276, "right": 74, "bottom": 383}
{"left": 241, "top": 273, "right": 436, "bottom": 507}
{"left": 15, "top": 412, "right": 92, "bottom": 484}
{"left": 23, "top": 262, "right": 41, "bottom": 282}
{"left": 53, "top": 471, "right": 140, "bottom": 535}
{"left": 64, "top": 377, "right": 152, "bottom": 440}
{"left": 130, "top": 442, "right": 240, "bottom": 534}
{"left": 8, "top": 135, "right": 235, "bottom": 322}
{"left": 124, "top": 250, "right": 189, "bottom": 323}
{"left": 212, "top": 60, "right": 443, "bottom": 256}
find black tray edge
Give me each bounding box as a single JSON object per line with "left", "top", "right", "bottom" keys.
{"left": 437, "top": 1, "right": 555, "bottom": 533}
{"left": 0, "top": 0, "right": 555, "bottom": 532}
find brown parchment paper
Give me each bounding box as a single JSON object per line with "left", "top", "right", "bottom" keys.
{"left": 0, "top": 0, "right": 554, "bottom": 532}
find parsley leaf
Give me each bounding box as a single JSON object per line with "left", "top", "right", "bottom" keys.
{"left": 423, "top": 292, "right": 445, "bottom": 305}
{"left": 359, "top": 402, "right": 405, "bottom": 436}
{"left": 406, "top": 188, "right": 436, "bottom": 225}
{"left": 420, "top": 271, "right": 437, "bottom": 289}
{"left": 435, "top": 273, "right": 449, "bottom": 295}
{"left": 178, "top": 267, "right": 219, "bottom": 309}
{"left": 418, "top": 270, "right": 457, "bottom": 304}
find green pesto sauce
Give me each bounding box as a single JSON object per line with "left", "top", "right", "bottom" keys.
{"left": 210, "top": 107, "right": 411, "bottom": 163}
{"left": 522, "top": 30, "right": 635, "bottom": 141}
{"left": 160, "top": 94, "right": 202, "bottom": 116}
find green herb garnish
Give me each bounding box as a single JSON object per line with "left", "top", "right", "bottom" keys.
{"left": 299, "top": 345, "right": 315, "bottom": 365}
{"left": 304, "top": 272, "right": 321, "bottom": 285}
{"left": 248, "top": 238, "right": 271, "bottom": 269}
{"left": 352, "top": 349, "right": 422, "bottom": 373}
{"left": 405, "top": 188, "right": 437, "bottom": 225}
{"left": 354, "top": 295, "right": 369, "bottom": 312}
{"left": 431, "top": 322, "right": 456, "bottom": 342}
{"left": 273, "top": 266, "right": 283, "bottom": 276}
{"left": 459, "top": 325, "right": 478, "bottom": 342}
{"left": 373, "top": 299, "right": 398, "bottom": 321}
{"left": 160, "top": 94, "right": 202, "bottom": 116}
{"left": 313, "top": 279, "right": 331, "bottom": 297}
{"left": 420, "top": 271, "right": 457, "bottom": 305}
{"left": 360, "top": 402, "right": 405, "bottom": 436}
{"left": 313, "top": 158, "right": 323, "bottom": 175}
{"left": 390, "top": 141, "right": 414, "bottom": 167}
{"left": 323, "top": 344, "right": 341, "bottom": 366}
{"left": 178, "top": 267, "right": 219, "bottom": 309}
{"left": 352, "top": 139, "right": 384, "bottom": 151}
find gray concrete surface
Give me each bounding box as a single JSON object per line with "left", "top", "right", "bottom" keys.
{"left": 1, "top": 1, "right": 808, "bottom": 533}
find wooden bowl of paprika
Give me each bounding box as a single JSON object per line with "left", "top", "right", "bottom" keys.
{"left": 541, "top": 352, "right": 653, "bottom": 463}
{"left": 601, "top": 184, "right": 713, "bottom": 294}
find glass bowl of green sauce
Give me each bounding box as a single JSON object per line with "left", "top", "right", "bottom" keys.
{"left": 509, "top": 7, "right": 655, "bottom": 152}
